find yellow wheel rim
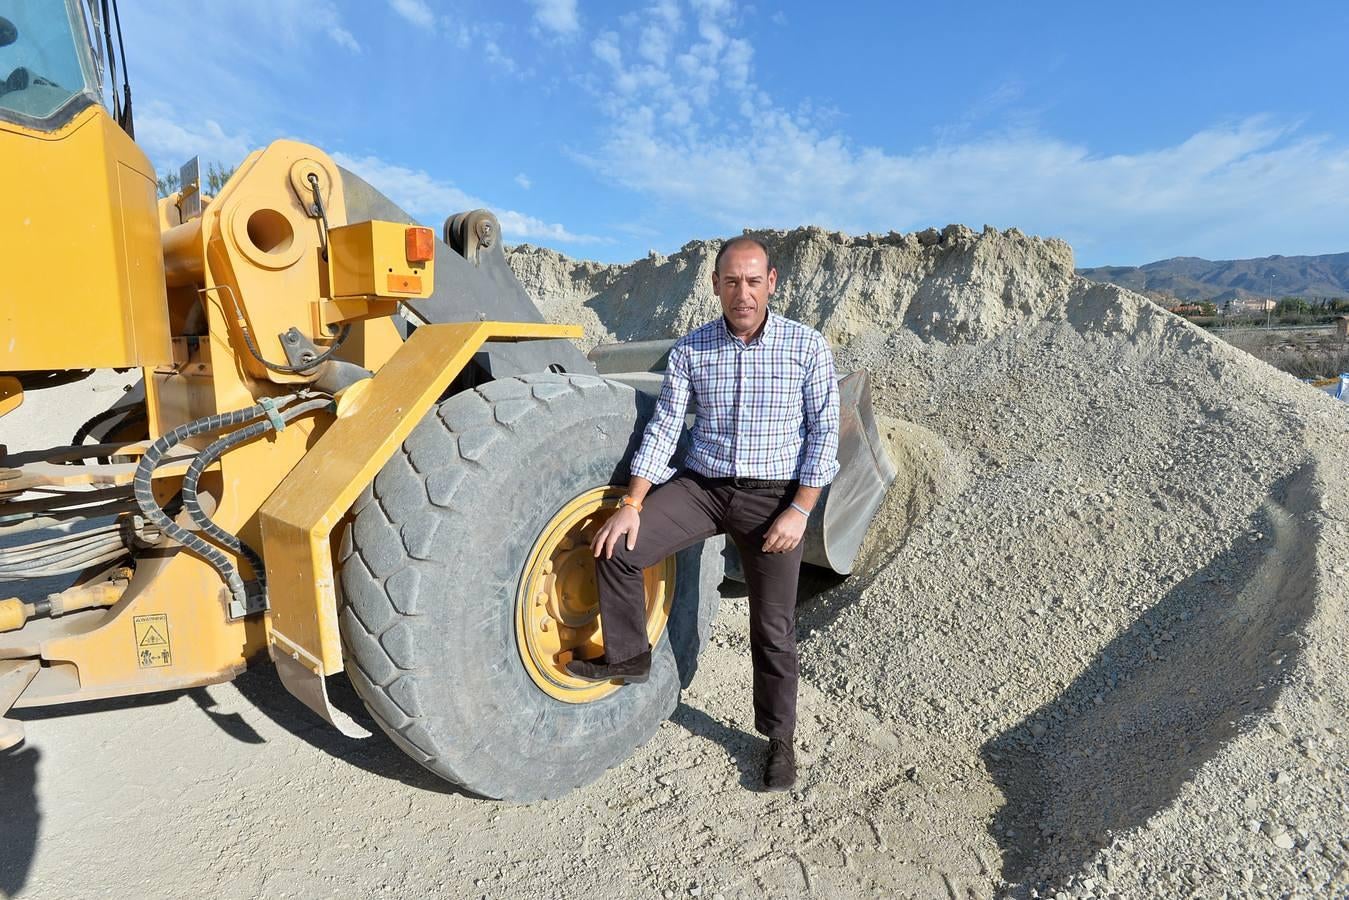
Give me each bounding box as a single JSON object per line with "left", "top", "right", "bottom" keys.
{"left": 515, "top": 486, "right": 675, "bottom": 703}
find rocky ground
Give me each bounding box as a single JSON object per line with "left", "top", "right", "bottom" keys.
{"left": 510, "top": 225, "right": 1349, "bottom": 898}
{"left": 3, "top": 225, "right": 1347, "bottom": 899}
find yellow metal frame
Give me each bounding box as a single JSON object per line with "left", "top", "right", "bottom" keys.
{"left": 258, "top": 320, "right": 581, "bottom": 732}
{"left": 0, "top": 377, "right": 21, "bottom": 419}
{"left": 515, "top": 487, "right": 675, "bottom": 703}
{"left": 0, "top": 105, "right": 170, "bottom": 370}
{"left": 0, "top": 120, "right": 588, "bottom": 732}
{"left": 327, "top": 219, "right": 434, "bottom": 301}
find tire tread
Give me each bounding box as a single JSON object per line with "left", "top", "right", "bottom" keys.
{"left": 339, "top": 374, "right": 722, "bottom": 799}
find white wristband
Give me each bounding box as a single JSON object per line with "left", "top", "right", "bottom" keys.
{"left": 789, "top": 502, "right": 810, "bottom": 517}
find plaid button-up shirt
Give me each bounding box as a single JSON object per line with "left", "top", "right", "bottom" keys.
{"left": 630, "top": 311, "right": 841, "bottom": 488}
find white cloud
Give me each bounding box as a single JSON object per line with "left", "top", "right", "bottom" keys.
{"left": 483, "top": 40, "right": 518, "bottom": 74}
{"left": 636, "top": 0, "right": 682, "bottom": 64}
{"left": 577, "top": 6, "right": 1349, "bottom": 264}
{"left": 135, "top": 101, "right": 256, "bottom": 171}
{"left": 593, "top": 31, "right": 623, "bottom": 71}
{"left": 332, "top": 153, "right": 601, "bottom": 244}
{"left": 496, "top": 210, "right": 600, "bottom": 244}
{"left": 388, "top": 0, "right": 435, "bottom": 29}
{"left": 529, "top": 0, "right": 580, "bottom": 36}
{"left": 601, "top": 113, "right": 1349, "bottom": 262}
{"left": 261, "top": 0, "right": 361, "bottom": 51}
{"left": 589, "top": 1, "right": 746, "bottom": 116}
{"left": 327, "top": 25, "right": 360, "bottom": 52}
{"left": 126, "top": 0, "right": 360, "bottom": 60}
{"left": 515, "top": 173, "right": 533, "bottom": 189}
{"left": 441, "top": 21, "right": 523, "bottom": 75}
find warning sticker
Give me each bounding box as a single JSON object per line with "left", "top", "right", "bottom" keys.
{"left": 134, "top": 614, "right": 172, "bottom": 668}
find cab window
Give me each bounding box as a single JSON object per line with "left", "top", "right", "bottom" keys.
{"left": 0, "top": 1, "right": 100, "bottom": 125}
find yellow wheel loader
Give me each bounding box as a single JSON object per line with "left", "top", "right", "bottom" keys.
{"left": 0, "top": 2, "right": 894, "bottom": 801}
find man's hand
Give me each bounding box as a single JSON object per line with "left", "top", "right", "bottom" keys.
{"left": 593, "top": 506, "right": 641, "bottom": 559}
{"left": 762, "top": 506, "right": 808, "bottom": 554}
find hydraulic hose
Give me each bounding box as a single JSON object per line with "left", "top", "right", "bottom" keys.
{"left": 0, "top": 522, "right": 120, "bottom": 557}
{"left": 211, "top": 282, "right": 353, "bottom": 374}
{"left": 0, "top": 489, "right": 136, "bottom": 520}
{"left": 0, "top": 529, "right": 124, "bottom": 576}
{"left": 179, "top": 396, "right": 332, "bottom": 599}
{"left": 71, "top": 403, "right": 146, "bottom": 463}
{"left": 0, "top": 519, "right": 132, "bottom": 578}
{"left": 0, "top": 547, "right": 129, "bottom": 580}
{"left": 132, "top": 396, "right": 303, "bottom": 609}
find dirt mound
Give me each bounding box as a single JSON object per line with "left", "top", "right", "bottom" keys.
{"left": 510, "top": 225, "right": 1091, "bottom": 351}
{"left": 510, "top": 226, "right": 1349, "bottom": 897}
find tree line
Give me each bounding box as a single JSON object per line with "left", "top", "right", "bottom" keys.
{"left": 155, "top": 162, "right": 236, "bottom": 200}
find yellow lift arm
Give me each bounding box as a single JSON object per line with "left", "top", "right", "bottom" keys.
{"left": 259, "top": 321, "right": 581, "bottom": 735}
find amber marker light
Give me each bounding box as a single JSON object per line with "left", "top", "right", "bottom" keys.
{"left": 405, "top": 226, "right": 435, "bottom": 263}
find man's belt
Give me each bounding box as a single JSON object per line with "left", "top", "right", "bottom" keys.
{"left": 691, "top": 472, "right": 796, "bottom": 490}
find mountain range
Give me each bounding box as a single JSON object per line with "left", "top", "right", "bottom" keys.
{"left": 1077, "top": 251, "right": 1349, "bottom": 302}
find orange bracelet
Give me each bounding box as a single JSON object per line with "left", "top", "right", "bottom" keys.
{"left": 620, "top": 495, "right": 643, "bottom": 512}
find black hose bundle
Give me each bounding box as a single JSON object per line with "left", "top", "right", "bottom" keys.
{"left": 72, "top": 403, "right": 144, "bottom": 446}
{"left": 71, "top": 403, "right": 147, "bottom": 464}
{"left": 178, "top": 397, "right": 332, "bottom": 600}
{"left": 132, "top": 395, "right": 325, "bottom": 610}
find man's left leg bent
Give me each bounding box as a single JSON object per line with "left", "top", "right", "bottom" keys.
{"left": 570, "top": 474, "right": 723, "bottom": 684}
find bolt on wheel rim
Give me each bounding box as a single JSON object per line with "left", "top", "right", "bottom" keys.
{"left": 515, "top": 486, "right": 675, "bottom": 703}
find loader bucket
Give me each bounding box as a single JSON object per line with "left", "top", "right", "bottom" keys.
{"left": 800, "top": 369, "right": 895, "bottom": 574}
{"left": 588, "top": 342, "right": 896, "bottom": 575}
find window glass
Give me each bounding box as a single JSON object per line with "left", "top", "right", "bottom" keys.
{"left": 0, "top": 1, "right": 97, "bottom": 122}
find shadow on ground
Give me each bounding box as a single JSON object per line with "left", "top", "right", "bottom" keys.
{"left": 7, "top": 679, "right": 269, "bottom": 894}
{"left": 981, "top": 465, "right": 1321, "bottom": 892}
{"left": 228, "top": 663, "right": 474, "bottom": 797}
{"left": 0, "top": 744, "right": 40, "bottom": 898}
{"left": 793, "top": 564, "right": 858, "bottom": 640}
{"left": 670, "top": 567, "right": 848, "bottom": 793}
{"left": 7, "top": 686, "right": 202, "bottom": 895}
{"left": 17, "top": 666, "right": 470, "bottom": 799}
{"left": 671, "top": 703, "right": 766, "bottom": 791}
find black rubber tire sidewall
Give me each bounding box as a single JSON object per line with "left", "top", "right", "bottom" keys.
{"left": 338, "top": 373, "right": 722, "bottom": 801}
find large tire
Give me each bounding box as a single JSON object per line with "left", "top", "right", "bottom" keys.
{"left": 337, "top": 373, "right": 723, "bottom": 801}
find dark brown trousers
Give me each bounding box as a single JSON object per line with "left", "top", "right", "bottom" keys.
{"left": 595, "top": 471, "right": 804, "bottom": 739}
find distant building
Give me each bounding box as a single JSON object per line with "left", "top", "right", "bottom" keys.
{"left": 1228, "top": 297, "right": 1276, "bottom": 314}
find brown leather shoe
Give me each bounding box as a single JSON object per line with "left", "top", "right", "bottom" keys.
{"left": 565, "top": 650, "right": 651, "bottom": 684}
{"left": 763, "top": 737, "right": 796, "bottom": 791}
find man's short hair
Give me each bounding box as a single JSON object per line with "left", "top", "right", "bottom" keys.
{"left": 715, "top": 235, "right": 774, "bottom": 275}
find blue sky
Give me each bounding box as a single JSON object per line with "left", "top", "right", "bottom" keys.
{"left": 117, "top": 0, "right": 1349, "bottom": 267}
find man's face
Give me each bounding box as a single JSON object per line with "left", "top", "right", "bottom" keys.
{"left": 712, "top": 244, "right": 776, "bottom": 336}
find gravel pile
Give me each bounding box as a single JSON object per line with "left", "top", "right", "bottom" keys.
{"left": 510, "top": 225, "right": 1349, "bottom": 898}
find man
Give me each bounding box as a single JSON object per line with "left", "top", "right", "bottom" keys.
{"left": 566, "top": 236, "right": 840, "bottom": 792}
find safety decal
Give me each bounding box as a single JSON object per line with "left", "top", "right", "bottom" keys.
{"left": 134, "top": 614, "right": 173, "bottom": 668}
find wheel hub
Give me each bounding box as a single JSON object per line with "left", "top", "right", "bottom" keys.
{"left": 515, "top": 487, "right": 674, "bottom": 703}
